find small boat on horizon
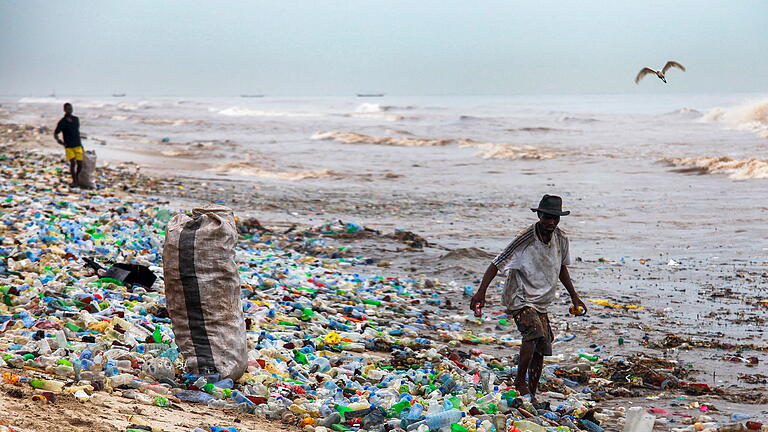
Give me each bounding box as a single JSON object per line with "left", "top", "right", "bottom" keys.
{"left": 112, "top": 93, "right": 126, "bottom": 97}
{"left": 240, "top": 94, "right": 264, "bottom": 98}
{"left": 356, "top": 93, "right": 385, "bottom": 98}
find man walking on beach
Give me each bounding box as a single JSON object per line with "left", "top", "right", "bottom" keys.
{"left": 54, "top": 102, "right": 83, "bottom": 187}
{"left": 470, "top": 194, "right": 587, "bottom": 400}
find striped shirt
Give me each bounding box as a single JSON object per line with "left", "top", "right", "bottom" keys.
{"left": 492, "top": 224, "right": 570, "bottom": 313}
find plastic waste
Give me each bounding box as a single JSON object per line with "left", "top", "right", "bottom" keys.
{"left": 406, "top": 410, "right": 465, "bottom": 431}
{"left": 623, "top": 407, "right": 655, "bottom": 432}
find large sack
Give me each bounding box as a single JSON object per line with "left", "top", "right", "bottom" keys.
{"left": 163, "top": 205, "right": 247, "bottom": 380}
{"left": 78, "top": 149, "right": 97, "bottom": 189}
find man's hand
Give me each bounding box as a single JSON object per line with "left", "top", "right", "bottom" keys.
{"left": 571, "top": 295, "right": 587, "bottom": 314}
{"left": 470, "top": 291, "right": 486, "bottom": 316}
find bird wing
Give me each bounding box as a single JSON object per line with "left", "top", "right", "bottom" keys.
{"left": 663, "top": 61, "right": 686, "bottom": 74}
{"left": 635, "top": 67, "right": 656, "bottom": 84}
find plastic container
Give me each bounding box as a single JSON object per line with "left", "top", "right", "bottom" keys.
{"left": 623, "top": 407, "right": 655, "bottom": 432}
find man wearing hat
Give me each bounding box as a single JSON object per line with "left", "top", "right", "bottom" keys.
{"left": 470, "top": 194, "right": 586, "bottom": 400}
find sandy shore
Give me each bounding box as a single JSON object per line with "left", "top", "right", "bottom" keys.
{"left": 1, "top": 120, "right": 767, "bottom": 431}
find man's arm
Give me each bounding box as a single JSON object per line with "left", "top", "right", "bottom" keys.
{"left": 559, "top": 265, "right": 587, "bottom": 313}
{"left": 470, "top": 263, "right": 498, "bottom": 314}
{"left": 54, "top": 121, "right": 64, "bottom": 145}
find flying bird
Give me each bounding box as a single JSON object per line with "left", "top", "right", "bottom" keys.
{"left": 635, "top": 61, "right": 686, "bottom": 84}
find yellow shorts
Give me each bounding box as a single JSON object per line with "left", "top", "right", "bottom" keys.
{"left": 65, "top": 146, "right": 83, "bottom": 161}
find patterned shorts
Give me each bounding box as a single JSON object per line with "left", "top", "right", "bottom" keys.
{"left": 511, "top": 307, "right": 554, "bottom": 356}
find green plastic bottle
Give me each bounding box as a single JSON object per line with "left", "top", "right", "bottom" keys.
{"left": 387, "top": 400, "right": 410, "bottom": 417}
{"left": 578, "top": 353, "right": 599, "bottom": 362}
{"left": 334, "top": 404, "right": 353, "bottom": 419}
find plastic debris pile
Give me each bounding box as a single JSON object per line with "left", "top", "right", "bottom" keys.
{"left": 1, "top": 149, "right": 766, "bottom": 432}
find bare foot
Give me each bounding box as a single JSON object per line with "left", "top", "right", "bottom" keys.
{"left": 514, "top": 380, "right": 530, "bottom": 396}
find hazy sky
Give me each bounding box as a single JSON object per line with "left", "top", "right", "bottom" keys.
{"left": 2, "top": 1, "right": 767, "bottom": 96}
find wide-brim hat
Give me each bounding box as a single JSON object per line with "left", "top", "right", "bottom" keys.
{"left": 530, "top": 194, "right": 570, "bottom": 216}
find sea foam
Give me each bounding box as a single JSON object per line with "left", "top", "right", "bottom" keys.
{"left": 663, "top": 156, "right": 768, "bottom": 179}
{"left": 700, "top": 99, "right": 768, "bottom": 138}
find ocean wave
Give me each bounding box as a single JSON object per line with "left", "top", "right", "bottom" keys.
{"left": 348, "top": 112, "right": 407, "bottom": 121}
{"left": 312, "top": 131, "right": 454, "bottom": 146}
{"left": 459, "top": 140, "right": 562, "bottom": 160}
{"left": 558, "top": 116, "right": 600, "bottom": 124}
{"left": 139, "top": 118, "right": 198, "bottom": 126}
{"left": 18, "top": 97, "right": 62, "bottom": 104}
{"left": 700, "top": 99, "right": 768, "bottom": 138}
{"left": 663, "top": 156, "right": 768, "bottom": 179}
{"left": 350, "top": 104, "right": 409, "bottom": 120}
{"left": 355, "top": 103, "right": 391, "bottom": 113}
{"left": 160, "top": 140, "right": 234, "bottom": 157}
{"left": 385, "top": 129, "right": 415, "bottom": 136}
{"left": 506, "top": 127, "right": 571, "bottom": 133}
{"left": 667, "top": 107, "right": 702, "bottom": 118}
{"left": 217, "top": 107, "right": 322, "bottom": 117}
{"left": 161, "top": 149, "right": 206, "bottom": 158}
{"left": 214, "top": 160, "right": 339, "bottom": 180}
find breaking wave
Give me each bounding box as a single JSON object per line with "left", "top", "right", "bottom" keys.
{"left": 312, "top": 131, "right": 454, "bottom": 147}
{"left": 214, "top": 160, "right": 339, "bottom": 180}
{"left": 18, "top": 97, "right": 62, "bottom": 104}
{"left": 663, "top": 156, "right": 768, "bottom": 179}
{"left": 217, "top": 107, "right": 322, "bottom": 117}
{"left": 312, "top": 131, "right": 563, "bottom": 159}
{"left": 459, "top": 140, "right": 562, "bottom": 160}
{"left": 139, "top": 118, "right": 198, "bottom": 126}
{"left": 355, "top": 103, "right": 391, "bottom": 113}
{"left": 700, "top": 99, "right": 768, "bottom": 138}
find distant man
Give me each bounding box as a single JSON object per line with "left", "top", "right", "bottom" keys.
{"left": 54, "top": 102, "right": 83, "bottom": 187}
{"left": 470, "top": 194, "right": 587, "bottom": 400}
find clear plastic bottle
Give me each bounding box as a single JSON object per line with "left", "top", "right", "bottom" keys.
{"left": 109, "top": 373, "right": 138, "bottom": 388}
{"left": 310, "top": 356, "right": 331, "bottom": 373}
{"left": 407, "top": 410, "right": 465, "bottom": 431}
{"left": 206, "top": 399, "right": 244, "bottom": 411}
{"left": 404, "top": 403, "right": 425, "bottom": 421}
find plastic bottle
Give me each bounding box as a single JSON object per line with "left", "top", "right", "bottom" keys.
{"left": 176, "top": 390, "right": 214, "bottom": 404}
{"left": 406, "top": 410, "right": 465, "bottom": 431}
{"left": 310, "top": 356, "right": 331, "bottom": 373}
{"left": 207, "top": 399, "right": 243, "bottom": 411}
{"left": 439, "top": 375, "right": 457, "bottom": 395}
{"left": 578, "top": 353, "right": 599, "bottom": 362}
{"left": 122, "top": 389, "right": 155, "bottom": 405}
{"left": 231, "top": 390, "right": 256, "bottom": 410}
{"left": 513, "top": 420, "right": 548, "bottom": 432}
{"left": 109, "top": 373, "right": 139, "bottom": 388}
{"left": 104, "top": 359, "right": 118, "bottom": 377}
{"left": 29, "top": 378, "right": 64, "bottom": 392}
{"left": 404, "top": 403, "right": 425, "bottom": 421}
